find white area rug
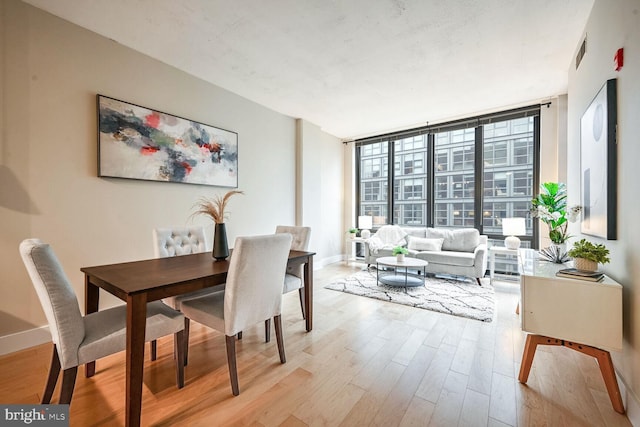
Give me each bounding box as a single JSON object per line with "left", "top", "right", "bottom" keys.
{"left": 325, "top": 270, "right": 495, "bottom": 322}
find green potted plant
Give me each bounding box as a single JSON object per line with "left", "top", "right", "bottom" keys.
{"left": 348, "top": 228, "right": 358, "bottom": 239}
{"left": 530, "top": 182, "right": 582, "bottom": 246}
{"left": 567, "top": 239, "right": 610, "bottom": 272}
{"left": 392, "top": 246, "right": 409, "bottom": 262}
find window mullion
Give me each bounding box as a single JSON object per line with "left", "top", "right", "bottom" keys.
{"left": 388, "top": 140, "right": 395, "bottom": 225}
{"left": 427, "top": 133, "right": 435, "bottom": 227}
{"left": 474, "top": 126, "right": 484, "bottom": 232}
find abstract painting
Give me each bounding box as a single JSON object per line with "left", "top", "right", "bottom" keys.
{"left": 98, "top": 95, "right": 238, "bottom": 187}
{"left": 580, "top": 79, "right": 617, "bottom": 240}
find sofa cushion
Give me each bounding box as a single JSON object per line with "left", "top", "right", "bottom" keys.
{"left": 402, "top": 227, "right": 427, "bottom": 239}
{"left": 415, "top": 250, "right": 476, "bottom": 267}
{"left": 425, "top": 228, "right": 479, "bottom": 253}
{"left": 408, "top": 236, "right": 444, "bottom": 252}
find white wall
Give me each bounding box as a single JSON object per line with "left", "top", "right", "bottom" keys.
{"left": 567, "top": 0, "right": 640, "bottom": 419}
{"left": 0, "top": 0, "right": 344, "bottom": 348}
{"left": 539, "top": 94, "right": 569, "bottom": 186}
{"left": 537, "top": 95, "right": 570, "bottom": 247}
{"left": 298, "top": 119, "right": 344, "bottom": 267}
{"left": 343, "top": 142, "right": 356, "bottom": 255}
{"left": 540, "top": 101, "right": 560, "bottom": 186}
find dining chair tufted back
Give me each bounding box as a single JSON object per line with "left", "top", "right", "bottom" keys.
{"left": 275, "top": 225, "right": 311, "bottom": 279}
{"left": 270, "top": 226, "right": 311, "bottom": 335}
{"left": 152, "top": 226, "right": 222, "bottom": 364}
{"left": 153, "top": 226, "right": 217, "bottom": 311}
{"left": 153, "top": 227, "right": 208, "bottom": 258}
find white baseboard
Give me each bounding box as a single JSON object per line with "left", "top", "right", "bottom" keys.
{"left": 0, "top": 325, "right": 50, "bottom": 356}
{"left": 618, "top": 371, "right": 640, "bottom": 426}
{"left": 316, "top": 254, "right": 343, "bottom": 269}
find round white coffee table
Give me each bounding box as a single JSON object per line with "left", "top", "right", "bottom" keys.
{"left": 376, "top": 256, "right": 428, "bottom": 287}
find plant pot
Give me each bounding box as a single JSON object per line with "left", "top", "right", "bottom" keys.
{"left": 213, "top": 223, "right": 229, "bottom": 261}
{"left": 350, "top": 233, "right": 356, "bottom": 240}
{"left": 396, "top": 254, "right": 405, "bottom": 263}
{"left": 574, "top": 257, "right": 598, "bottom": 272}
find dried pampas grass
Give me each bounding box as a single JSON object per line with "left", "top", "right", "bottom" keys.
{"left": 193, "top": 190, "right": 244, "bottom": 224}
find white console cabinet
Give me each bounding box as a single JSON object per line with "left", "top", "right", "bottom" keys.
{"left": 517, "top": 250, "right": 624, "bottom": 414}
{"left": 519, "top": 253, "right": 622, "bottom": 350}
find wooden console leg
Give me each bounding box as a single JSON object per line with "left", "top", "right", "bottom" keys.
{"left": 518, "top": 334, "right": 562, "bottom": 383}
{"left": 520, "top": 337, "right": 625, "bottom": 414}
{"left": 565, "top": 341, "right": 625, "bottom": 414}
{"left": 596, "top": 350, "right": 625, "bottom": 414}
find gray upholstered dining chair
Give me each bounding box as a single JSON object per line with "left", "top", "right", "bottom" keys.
{"left": 180, "top": 233, "right": 292, "bottom": 395}
{"left": 152, "top": 226, "right": 226, "bottom": 363}
{"left": 269, "top": 226, "right": 311, "bottom": 341}
{"left": 19, "top": 238, "right": 185, "bottom": 405}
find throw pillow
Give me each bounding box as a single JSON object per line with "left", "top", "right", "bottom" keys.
{"left": 408, "top": 237, "right": 444, "bottom": 252}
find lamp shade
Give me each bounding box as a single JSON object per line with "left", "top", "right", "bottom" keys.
{"left": 502, "top": 218, "right": 526, "bottom": 236}
{"left": 502, "top": 217, "right": 526, "bottom": 249}
{"left": 358, "top": 215, "right": 373, "bottom": 230}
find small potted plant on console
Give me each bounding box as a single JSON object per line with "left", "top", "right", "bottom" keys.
{"left": 348, "top": 228, "right": 358, "bottom": 239}
{"left": 567, "top": 238, "right": 610, "bottom": 272}
{"left": 393, "top": 246, "right": 409, "bottom": 263}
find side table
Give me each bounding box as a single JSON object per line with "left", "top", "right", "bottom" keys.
{"left": 488, "top": 246, "right": 520, "bottom": 284}
{"left": 346, "top": 236, "right": 368, "bottom": 265}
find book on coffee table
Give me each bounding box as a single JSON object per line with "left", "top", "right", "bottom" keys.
{"left": 555, "top": 268, "right": 604, "bottom": 282}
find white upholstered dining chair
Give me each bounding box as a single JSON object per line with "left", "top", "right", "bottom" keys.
{"left": 180, "top": 233, "right": 292, "bottom": 395}
{"left": 19, "top": 238, "right": 185, "bottom": 405}
{"left": 152, "top": 226, "right": 226, "bottom": 363}
{"left": 269, "top": 226, "right": 311, "bottom": 340}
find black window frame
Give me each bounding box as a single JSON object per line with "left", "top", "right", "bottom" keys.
{"left": 355, "top": 105, "right": 541, "bottom": 249}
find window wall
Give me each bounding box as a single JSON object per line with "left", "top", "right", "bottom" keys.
{"left": 356, "top": 107, "right": 540, "bottom": 262}
{"left": 359, "top": 141, "right": 389, "bottom": 226}
{"left": 434, "top": 128, "right": 476, "bottom": 228}
{"left": 393, "top": 136, "right": 428, "bottom": 225}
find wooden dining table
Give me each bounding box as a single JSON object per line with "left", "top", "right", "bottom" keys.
{"left": 80, "top": 249, "right": 315, "bottom": 427}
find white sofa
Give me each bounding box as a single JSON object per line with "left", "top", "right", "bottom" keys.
{"left": 364, "top": 225, "right": 488, "bottom": 285}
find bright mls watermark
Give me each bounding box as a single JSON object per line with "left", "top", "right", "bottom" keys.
{"left": 1, "top": 405, "right": 68, "bottom": 426}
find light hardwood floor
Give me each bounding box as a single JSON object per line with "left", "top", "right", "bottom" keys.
{"left": 0, "top": 263, "right": 631, "bottom": 426}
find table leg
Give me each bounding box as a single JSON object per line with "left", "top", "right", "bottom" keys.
{"left": 304, "top": 256, "right": 313, "bottom": 332}
{"left": 126, "top": 293, "right": 148, "bottom": 427}
{"left": 84, "top": 276, "right": 99, "bottom": 378}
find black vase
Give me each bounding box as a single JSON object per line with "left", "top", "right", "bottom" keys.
{"left": 213, "top": 223, "right": 229, "bottom": 261}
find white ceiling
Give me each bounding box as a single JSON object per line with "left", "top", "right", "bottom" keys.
{"left": 23, "top": 0, "right": 594, "bottom": 140}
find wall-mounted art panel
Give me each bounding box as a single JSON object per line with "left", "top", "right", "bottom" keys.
{"left": 98, "top": 95, "right": 238, "bottom": 187}
{"left": 580, "top": 79, "right": 617, "bottom": 239}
